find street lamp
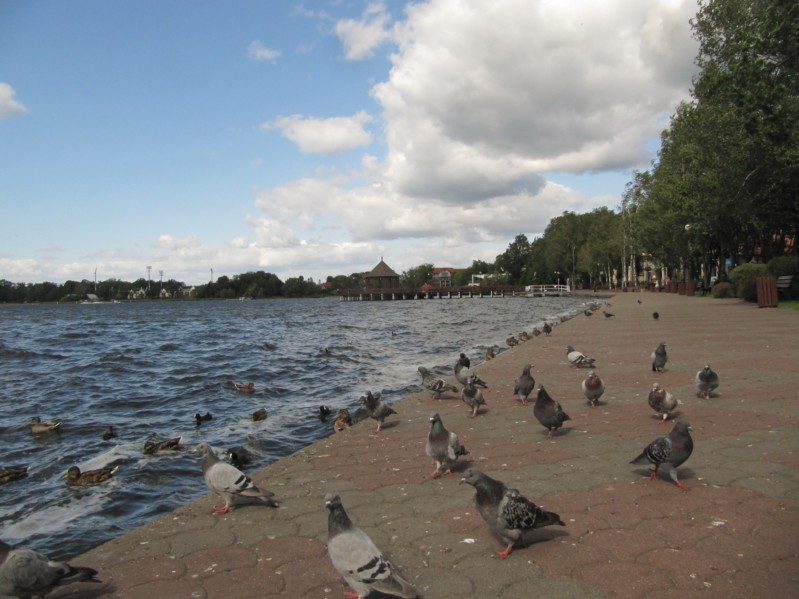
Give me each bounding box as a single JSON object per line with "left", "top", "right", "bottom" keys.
{"left": 555, "top": 271, "right": 560, "bottom": 287}
{"left": 146, "top": 266, "right": 152, "bottom": 290}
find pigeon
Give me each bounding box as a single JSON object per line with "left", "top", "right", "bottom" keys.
{"left": 101, "top": 425, "right": 118, "bottom": 441}
{"left": 417, "top": 366, "right": 458, "bottom": 400}
{"left": 630, "top": 420, "right": 694, "bottom": 491}
{"left": 0, "top": 466, "right": 28, "bottom": 485}
{"left": 602, "top": 310, "right": 614, "bottom": 318}
{"left": 581, "top": 370, "right": 605, "bottom": 407}
{"left": 195, "top": 442, "right": 278, "bottom": 514}
{"left": 324, "top": 493, "right": 420, "bottom": 599}
{"left": 333, "top": 409, "right": 353, "bottom": 432}
{"left": 454, "top": 353, "right": 487, "bottom": 388}
{"left": 251, "top": 408, "right": 268, "bottom": 421}
{"left": 232, "top": 381, "right": 255, "bottom": 393}
{"left": 318, "top": 405, "right": 332, "bottom": 421}
{"left": 513, "top": 364, "right": 536, "bottom": 406}
{"left": 652, "top": 311, "right": 660, "bottom": 320}
{"left": 566, "top": 345, "right": 595, "bottom": 368}
{"left": 64, "top": 465, "right": 118, "bottom": 487}
{"left": 542, "top": 322, "right": 552, "bottom": 335}
{"left": 194, "top": 412, "right": 213, "bottom": 427}
{"left": 461, "top": 374, "right": 487, "bottom": 418}
{"left": 459, "top": 469, "right": 565, "bottom": 559}
{"left": 695, "top": 364, "right": 720, "bottom": 399}
{"left": 28, "top": 417, "right": 61, "bottom": 434}
{"left": 0, "top": 538, "right": 100, "bottom": 598}
{"left": 533, "top": 385, "right": 571, "bottom": 439}
{"left": 358, "top": 391, "right": 396, "bottom": 432}
{"left": 143, "top": 435, "right": 183, "bottom": 454}
{"left": 648, "top": 382, "right": 677, "bottom": 424}
{"left": 426, "top": 412, "right": 468, "bottom": 478}
{"left": 651, "top": 342, "right": 668, "bottom": 372}
{"left": 584, "top": 309, "right": 593, "bottom": 317}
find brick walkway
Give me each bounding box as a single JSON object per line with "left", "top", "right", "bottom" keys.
{"left": 50, "top": 291, "right": 799, "bottom": 599}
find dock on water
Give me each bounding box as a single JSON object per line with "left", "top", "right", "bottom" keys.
{"left": 339, "top": 284, "right": 570, "bottom": 301}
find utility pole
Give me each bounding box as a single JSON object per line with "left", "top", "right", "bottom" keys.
{"left": 159, "top": 270, "right": 164, "bottom": 289}
{"left": 146, "top": 265, "right": 152, "bottom": 290}
{"left": 94, "top": 267, "right": 98, "bottom": 294}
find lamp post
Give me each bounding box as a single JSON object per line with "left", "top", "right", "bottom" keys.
{"left": 146, "top": 266, "right": 152, "bottom": 291}
{"left": 555, "top": 271, "right": 560, "bottom": 287}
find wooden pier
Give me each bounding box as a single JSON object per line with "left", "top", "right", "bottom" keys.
{"left": 339, "top": 285, "right": 532, "bottom": 301}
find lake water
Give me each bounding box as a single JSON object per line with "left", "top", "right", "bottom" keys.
{"left": 0, "top": 295, "right": 591, "bottom": 559}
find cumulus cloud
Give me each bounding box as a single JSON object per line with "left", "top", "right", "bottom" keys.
{"left": 263, "top": 111, "right": 374, "bottom": 154}
{"left": 335, "top": 2, "right": 393, "bottom": 60}
{"left": 247, "top": 40, "right": 281, "bottom": 62}
{"left": 0, "top": 83, "right": 28, "bottom": 118}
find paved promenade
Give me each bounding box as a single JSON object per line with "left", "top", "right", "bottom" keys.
{"left": 46, "top": 291, "right": 798, "bottom": 599}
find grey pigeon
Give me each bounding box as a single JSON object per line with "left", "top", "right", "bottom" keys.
{"left": 459, "top": 468, "right": 565, "bottom": 559}
{"left": 652, "top": 311, "right": 659, "bottom": 320}
{"left": 417, "top": 366, "right": 458, "bottom": 400}
{"left": 566, "top": 345, "right": 595, "bottom": 368}
{"left": 542, "top": 322, "right": 552, "bottom": 335}
{"left": 651, "top": 342, "right": 667, "bottom": 372}
{"left": 461, "top": 374, "right": 487, "bottom": 418}
{"left": 648, "top": 382, "right": 677, "bottom": 424}
{"left": 358, "top": 391, "right": 396, "bottom": 432}
{"left": 0, "top": 538, "right": 100, "bottom": 598}
{"left": 581, "top": 370, "right": 605, "bottom": 407}
{"left": 695, "top": 364, "right": 720, "bottom": 399}
{"left": 426, "top": 412, "right": 468, "bottom": 478}
{"left": 195, "top": 442, "right": 278, "bottom": 514}
{"left": 533, "top": 385, "right": 571, "bottom": 439}
{"left": 454, "top": 353, "right": 487, "bottom": 388}
{"left": 324, "top": 493, "right": 420, "bottom": 599}
{"left": 513, "top": 363, "right": 536, "bottom": 406}
{"left": 630, "top": 420, "right": 694, "bottom": 491}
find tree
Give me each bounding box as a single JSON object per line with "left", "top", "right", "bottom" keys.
{"left": 400, "top": 263, "right": 434, "bottom": 288}
{"left": 495, "top": 234, "right": 532, "bottom": 284}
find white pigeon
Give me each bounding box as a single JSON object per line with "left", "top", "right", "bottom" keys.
{"left": 324, "top": 492, "right": 420, "bottom": 599}
{"left": 195, "top": 442, "right": 278, "bottom": 515}
{"left": 0, "top": 538, "right": 100, "bottom": 598}
{"left": 566, "top": 345, "right": 595, "bottom": 368}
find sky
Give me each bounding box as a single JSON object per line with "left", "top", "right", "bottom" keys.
{"left": 0, "top": 0, "right": 700, "bottom": 286}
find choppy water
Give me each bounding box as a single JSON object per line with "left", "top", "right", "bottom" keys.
{"left": 0, "top": 295, "right": 590, "bottom": 559}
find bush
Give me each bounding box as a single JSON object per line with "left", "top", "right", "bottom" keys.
{"left": 711, "top": 281, "right": 735, "bottom": 298}
{"left": 729, "top": 263, "right": 769, "bottom": 301}
{"left": 767, "top": 255, "right": 799, "bottom": 277}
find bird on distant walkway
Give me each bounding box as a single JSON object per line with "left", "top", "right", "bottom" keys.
{"left": 533, "top": 385, "right": 571, "bottom": 439}
{"left": 461, "top": 374, "right": 487, "bottom": 418}
{"left": 460, "top": 468, "right": 565, "bottom": 559}
{"left": 542, "top": 322, "right": 552, "bottom": 335}
{"left": 566, "top": 345, "right": 595, "bottom": 368}
{"left": 359, "top": 391, "right": 396, "bottom": 432}
{"left": 695, "top": 364, "right": 720, "bottom": 399}
{"left": 581, "top": 370, "right": 605, "bottom": 407}
{"left": 602, "top": 310, "right": 614, "bottom": 318}
{"left": 651, "top": 342, "right": 668, "bottom": 372}
{"left": 426, "top": 412, "right": 468, "bottom": 478}
{"left": 64, "top": 465, "right": 118, "bottom": 487}
{"left": 652, "top": 311, "right": 660, "bottom": 320}
{"left": 324, "top": 493, "right": 420, "bottom": 599}
{"left": 195, "top": 442, "right": 278, "bottom": 514}
{"left": 648, "top": 382, "right": 678, "bottom": 424}
{"left": 0, "top": 538, "right": 100, "bottom": 599}
{"left": 630, "top": 420, "right": 693, "bottom": 491}
{"left": 418, "top": 366, "right": 458, "bottom": 400}
{"left": 513, "top": 363, "right": 536, "bottom": 406}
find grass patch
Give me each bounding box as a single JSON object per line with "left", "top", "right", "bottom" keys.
{"left": 778, "top": 300, "right": 799, "bottom": 311}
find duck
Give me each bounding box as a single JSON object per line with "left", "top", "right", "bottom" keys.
{"left": 0, "top": 465, "right": 29, "bottom": 484}
{"left": 143, "top": 435, "right": 183, "bottom": 455}
{"left": 517, "top": 331, "right": 530, "bottom": 341}
{"left": 334, "top": 409, "right": 353, "bottom": 433}
{"left": 194, "top": 412, "right": 213, "bottom": 427}
{"left": 542, "top": 322, "right": 552, "bottom": 335}
{"left": 318, "top": 405, "right": 332, "bottom": 421}
{"left": 29, "top": 416, "right": 61, "bottom": 434}
{"left": 251, "top": 408, "right": 268, "bottom": 422}
{"left": 102, "top": 426, "right": 118, "bottom": 441}
{"left": 233, "top": 382, "right": 255, "bottom": 393}
{"left": 484, "top": 346, "right": 495, "bottom": 360}
{"left": 64, "top": 465, "right": 118, "bottom": 487}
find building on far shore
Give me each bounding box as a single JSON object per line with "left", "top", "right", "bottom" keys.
{"left": 430, "top": 267, "right": 461, "bottom": 287}
{"left": 364, "top": 258, "right": 400, "bottom": 289}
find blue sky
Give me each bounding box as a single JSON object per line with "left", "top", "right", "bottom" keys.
{"left": 1, "top": 0, "right": 699, "bottom": 285}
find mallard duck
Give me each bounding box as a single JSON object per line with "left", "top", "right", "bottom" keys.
{"left": 0, "top": 465, "right": 29, "bottom": 484}
{"left": 251, "top": 408, "right": 268, "bottom": 421}
{"left": 143, "top": 435, "right": 183, "bottom": 454}
{"left": 64, "top": 465, "right": 118, "bottom": 487}
{"left": 29, "top": 416, "right": 61, "bottom": 434}
{"left": 318, "top": 405, "right": 332, "bottom": 421}
{"left": 102, "top": 426, "right": 118, "bottom": 440}
{"left": 233, "top": 382, "right": 255, "bottom": 393}
{"left": 484, "top": 346, "right": 495, "bottom": 360}
{"left": 194, "top": 412, "right": 213, "bottom": 426}
{"left": 334, "top": 409, "right": 352, "bottom": 432}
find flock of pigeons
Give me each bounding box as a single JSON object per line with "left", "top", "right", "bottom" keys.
{"left": 0, "top": 303, "right": 725, "bottom": 599}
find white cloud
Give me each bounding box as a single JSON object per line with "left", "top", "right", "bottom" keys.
{"left": 247, "top": 40, "right": 281, "bottom": 62}
{"left": 335, "top": 2, "right": 393, "bottom": 60}
{"left": 263, "top": 111, "right": 374, "bottom": 154}
{"left": 0, "top": 83, "right": 28, "bottom": 118}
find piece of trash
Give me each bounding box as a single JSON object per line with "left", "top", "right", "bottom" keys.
{"left": 461, "top": 538, "right": 475, "bottom": 544}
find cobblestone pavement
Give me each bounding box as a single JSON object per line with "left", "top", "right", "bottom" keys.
{"left": 43, "top": 291, "right": 799, "bottom": 599}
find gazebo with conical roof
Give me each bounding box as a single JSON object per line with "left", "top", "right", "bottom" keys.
{"left": 364, "top": 258, "right": 400, "bottom": 289}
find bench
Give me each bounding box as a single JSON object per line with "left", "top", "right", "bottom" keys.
{"left": 777, "top": 275, "right": 796, "bottom": 300}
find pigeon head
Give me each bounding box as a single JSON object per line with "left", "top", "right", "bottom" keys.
{"left": 324, "top": 492, "right": 342, "bottom": 509}
{"left": 195, "top": 442, "right": 214, "bottom": 456}
{"left": 429, "top": 412, "right": 441, "bottom": 424}
{"left": 673, "top": 420, "right": 692, "bottom": 434}
{"left": 459, "top": 468, "right": 482, "bottom": 487}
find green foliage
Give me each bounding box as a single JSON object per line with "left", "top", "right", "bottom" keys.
{"left": 729, "top": 263, "right": 769, "bottom": 301}
{"left": 495, "top": 234, "right": 532, "bottom": 284}
{"left": 767, "top": 255, "right": 799, "bottom": 277}
{"left": 711, "top": 281, "right": 735, "bottom": 298}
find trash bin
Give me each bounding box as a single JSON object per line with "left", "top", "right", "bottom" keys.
{"left": 685, "top": 281, "right": 696, "bottom": 296}
{"left": 678, "top": 282, "right": 686, "bottom": 295}
{"left": 756, "top": 276, "right": 778, "bottom": 308}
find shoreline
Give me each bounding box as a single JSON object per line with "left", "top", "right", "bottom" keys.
{"left": 48, "top": 291, "right": 799, "bottom": 598}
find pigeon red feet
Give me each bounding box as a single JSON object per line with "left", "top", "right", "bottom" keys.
{"left": 496, "top": 544, "right": 514, "bottom": 559}
{"left": 431, "top": 469, "right": 442, "bottom": 479}
{"left": 675, "top": 480, "right": 689, "bottom": 492}
{"left": 212, "top": 504, "right": 233, "bottom": 515}
{"left": 443, "top": 468, "right": 453, "bottom": 477}
{"left": 649, "top": 469, "right": 661, "bottom": 481}
{"left": 545, "top": 431, "right": 554, "bottom": 440}
{"left": 344, "top": 591, "right": 365, "bottom": 599}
